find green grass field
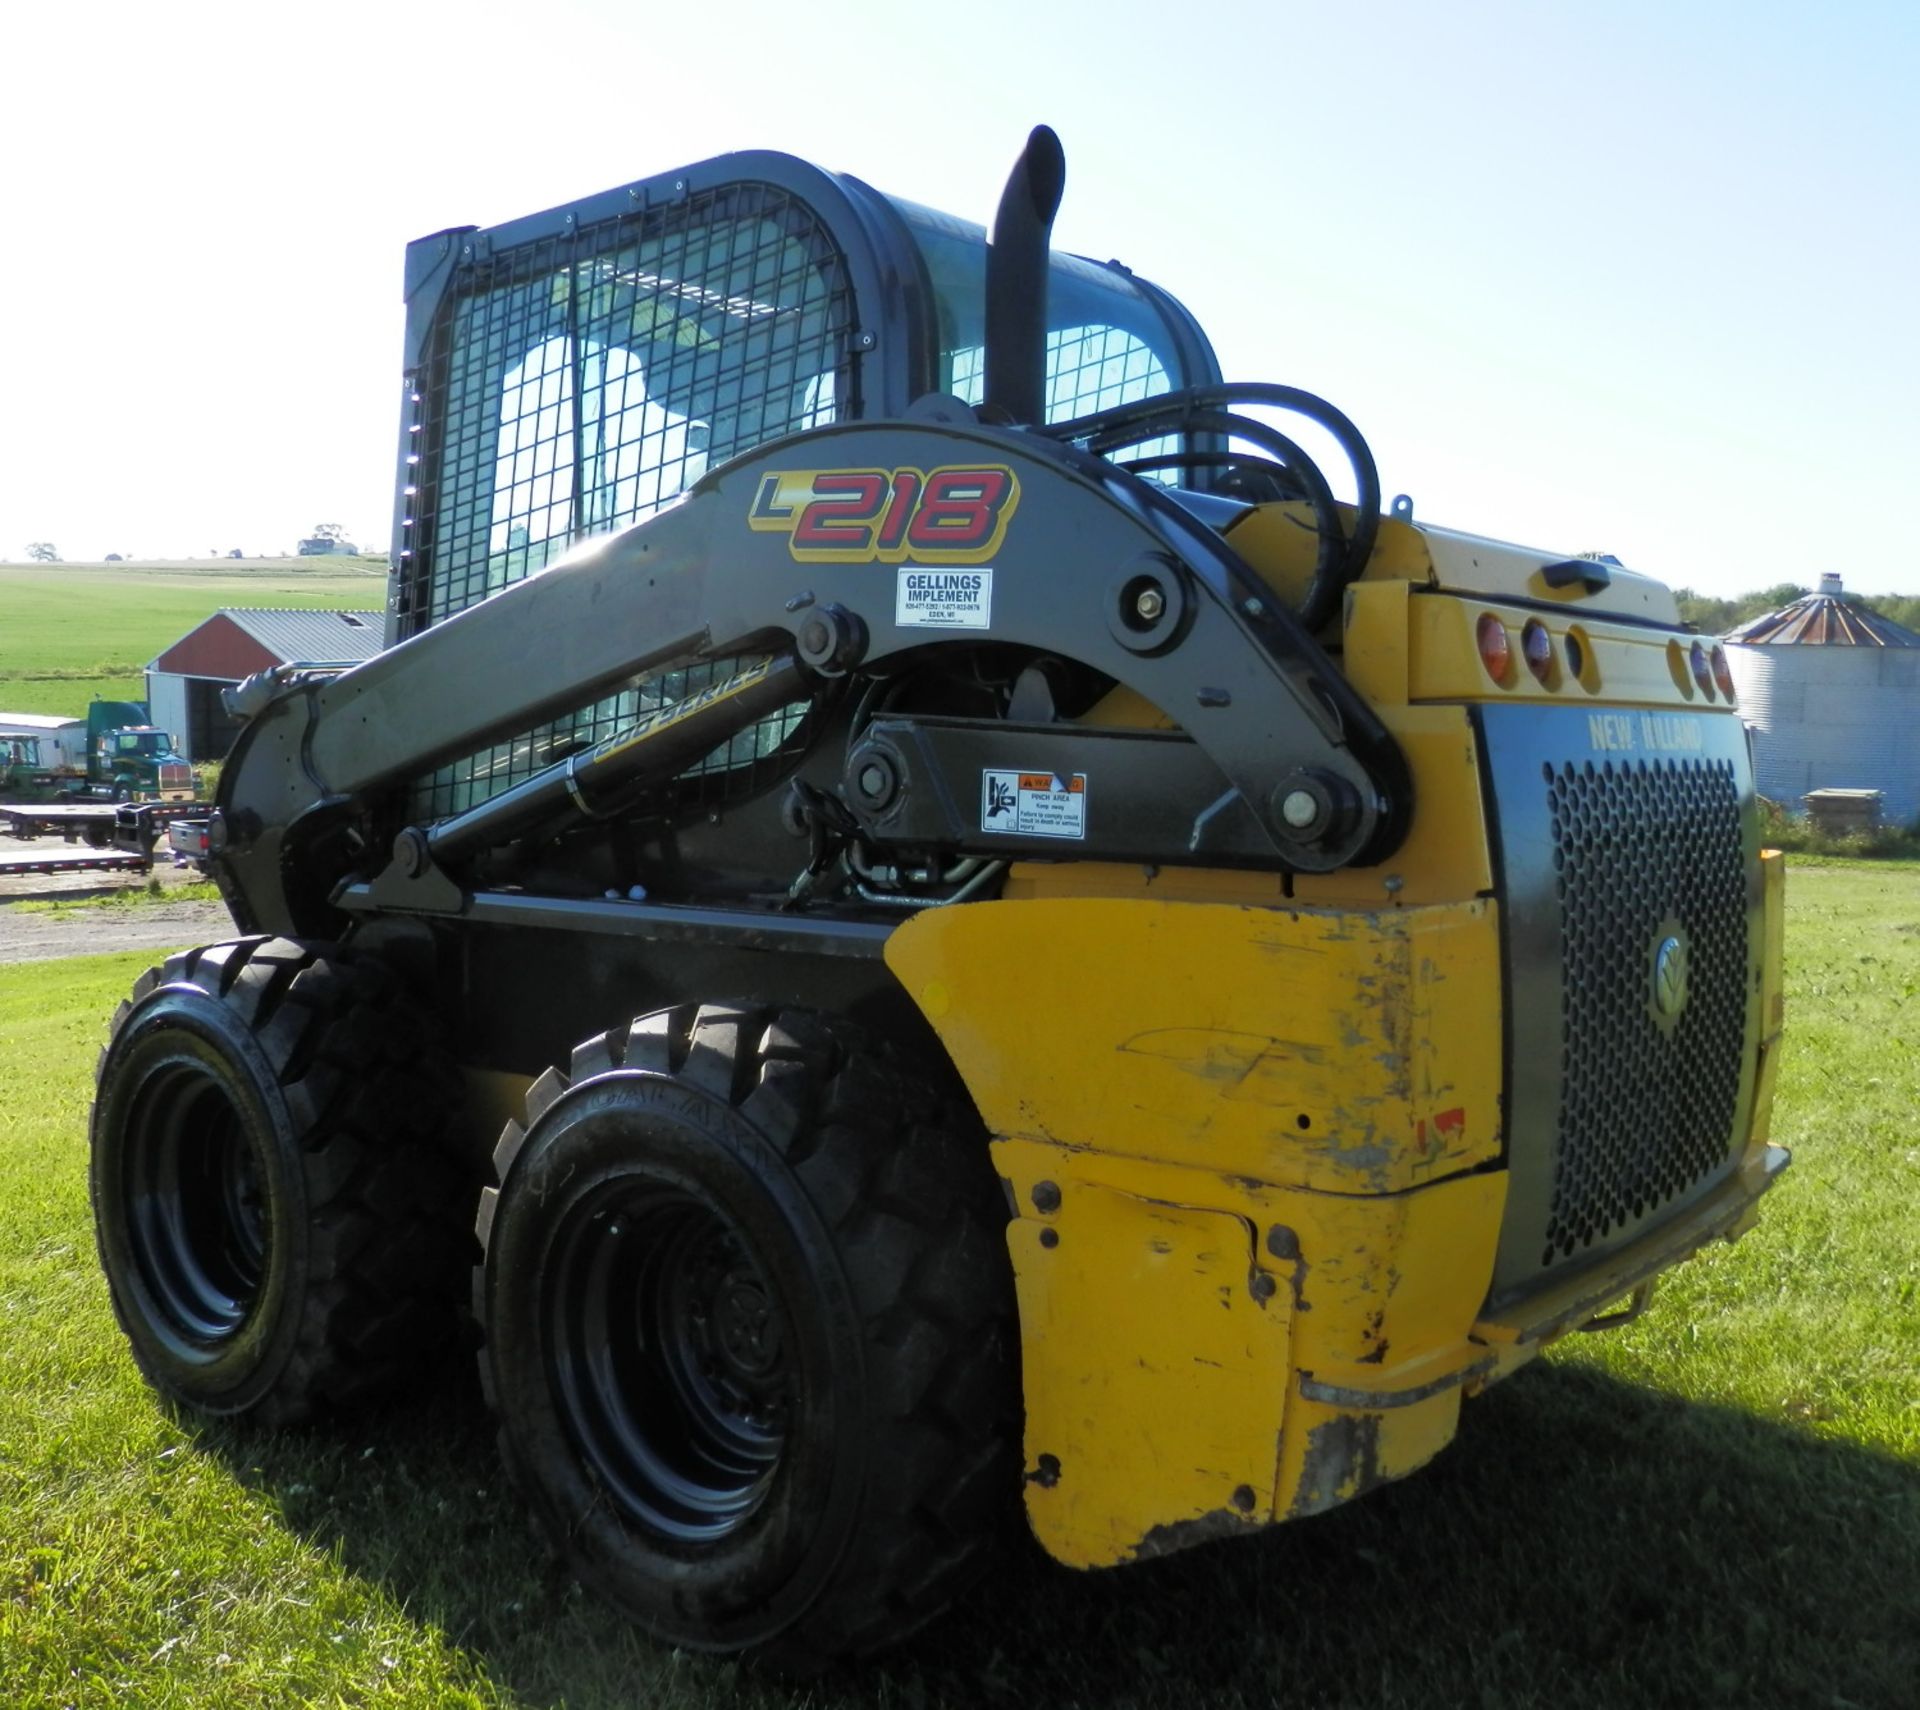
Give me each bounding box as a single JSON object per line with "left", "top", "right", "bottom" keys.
{"left": 0, "top": 559, "right": 387, "bottom": 717}
{"left": 1, "top": 863, "right": 1914, "bottom": 1709}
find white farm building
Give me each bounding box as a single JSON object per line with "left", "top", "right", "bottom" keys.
{"left": 1723, "top": 574, "right": 1920, "bottom": 825}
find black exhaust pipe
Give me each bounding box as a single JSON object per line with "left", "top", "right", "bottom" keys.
{"left": 984, "top": 125, "right": 1066, "bottom": 427}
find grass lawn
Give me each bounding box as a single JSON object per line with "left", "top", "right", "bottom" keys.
{"left": 0, "top": 560, "right": 386, "bottom": 717}
{"left": 0, "top": 863, "right": 1914, "bottom": 1708}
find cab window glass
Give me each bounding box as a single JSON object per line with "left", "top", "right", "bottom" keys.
{"left": 887, "top": 197, "right": 1183, "bottom": 427}
{"left": 409, "top": 184, "right": 855, "bottom": 818}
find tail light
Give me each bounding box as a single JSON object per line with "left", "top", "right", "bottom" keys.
{"left": 1710, "top": 645, "right": 1736, "bottom": 702}
{"left": 1689, "top": 640, "right": 1715, "bottom": 698}
{"left": 1477, "top": 613, "right": 1513, "bottom": 684}
{"left": 1521, "top": 619, "right": 1555, "bottom": 685}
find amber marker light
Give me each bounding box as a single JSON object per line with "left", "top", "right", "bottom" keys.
{"left": 1689, "top": 640, "right": 1715, "bottom": 698}
{"left": 1477, "top": 613, "right": 1513, "bottom": 683}
{"left": 1711, "top": 644, "right": 1737, "bottom": 702}
{"left": 1521, "top": 619, "right": 1554, "bottom": 685}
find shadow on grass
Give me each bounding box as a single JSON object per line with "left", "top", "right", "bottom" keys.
{"left": 197, "top": 1357, "right": 1919, "bottom": 1710}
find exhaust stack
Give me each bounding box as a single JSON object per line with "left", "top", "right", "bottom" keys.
{"left": 984, "top": 126, "right": 1066, "bottom": 426}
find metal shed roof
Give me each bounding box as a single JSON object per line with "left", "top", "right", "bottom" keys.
{"left": 215, "top": 608, "right": 383, "bottom": 663}
{"left": 149, "top": 609, "right": 384, "bottom": 675}
{"left": 0, "top": 712, "right": 86, "bottom": 730}
{"left": 1723, "top": 575, "right": 1920, "bottom": 648}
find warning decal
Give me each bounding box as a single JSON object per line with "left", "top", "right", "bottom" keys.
{"left": 980, "top": 770, "right": 1087, "bottom": 840}
{"left": 896, "top": 566, "right": 993, "bottom": 629}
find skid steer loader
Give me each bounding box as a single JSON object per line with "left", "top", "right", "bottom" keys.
{"left": 88, "top": 129, "right": 1787, "bottom": 1664}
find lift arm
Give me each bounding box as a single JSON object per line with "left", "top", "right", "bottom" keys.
{"left": 213, "top": 416, "right": 1409, "bottom": 930}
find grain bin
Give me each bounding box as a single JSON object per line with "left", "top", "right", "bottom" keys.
{"left": 1724, "top": 574, "right": 1920, "bottom": 823}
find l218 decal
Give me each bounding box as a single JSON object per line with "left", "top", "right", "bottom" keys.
{"left": 748, "top": 465, "right": 1018, "bottom": 563}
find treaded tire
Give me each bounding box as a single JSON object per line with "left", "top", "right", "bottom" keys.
{"left": 90, "top": 936, "right": 473, "bottom": 1427}
{"left": 475, "top": 1003, "right": 1019, "bottom": 1667}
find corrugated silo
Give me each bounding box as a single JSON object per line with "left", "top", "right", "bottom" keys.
{"left": 1724, "top": 573, "right": 1920, "bottom": 824}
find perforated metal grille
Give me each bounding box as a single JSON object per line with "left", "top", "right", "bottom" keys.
{"left": 1544, "top": 756, "right": 1748, "bottom": 1264}
{"left": 401, "top": 184, "right": 852, "bottom": 819}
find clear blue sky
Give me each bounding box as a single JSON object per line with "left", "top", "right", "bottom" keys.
{"left": 2, "top": 0, "right": 1914, "bottom": 596}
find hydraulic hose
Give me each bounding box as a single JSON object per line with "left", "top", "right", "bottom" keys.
{"left": 1048, "top": 382, "right": 1382, "bottom": 634}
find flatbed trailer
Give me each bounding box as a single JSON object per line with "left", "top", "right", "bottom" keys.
{"left": 1, "top": 803, "right": 119, "bottom": 846}
{"left": 0, "top": 847, "right": 151, "bottom": 878}
{"left": 0, "top": 801, "right": 205, "bottom": 849}
{"left": 0, "top": 802, "right": 209, "bottom": 881}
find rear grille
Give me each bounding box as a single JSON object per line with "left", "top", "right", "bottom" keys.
{"left": 1543, "top": 756, "right": 1746, "bottom": 1264}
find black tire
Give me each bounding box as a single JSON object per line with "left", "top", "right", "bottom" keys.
{"left": 110, "top": 781, "right": 132, "bottom": 803}
{"left": 475, "top": 1003, "right": 1019, "bottom": 1665}
{"left": 90, "top": 937, "right": 473, "bottom": 1427}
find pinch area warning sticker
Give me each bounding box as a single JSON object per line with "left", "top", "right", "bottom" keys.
{"left": 981, "top": 770, "right": 1087, "bottom": 839}
{"left": 896, "top": 567, "right": 992, "bottom": 629}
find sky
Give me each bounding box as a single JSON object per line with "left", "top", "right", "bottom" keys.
{"left": 1, "top": 0, "right": 1914, "bottom": 596}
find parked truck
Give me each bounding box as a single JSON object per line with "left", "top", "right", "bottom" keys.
{"left": 0, "top": 714, "right": 88, "bottom": 780}
{"left": 0, "top": 733, "right": 61, "bottom": 802}
{"left": 82, "top": 701, "right": 195, "bottom": 802}
{"left": 0, "top": 703, "right": 194, "bottom": 803}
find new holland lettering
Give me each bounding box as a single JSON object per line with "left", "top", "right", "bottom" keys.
{"left": 1639, "top": 713, "right": 1703, "bottom": 752}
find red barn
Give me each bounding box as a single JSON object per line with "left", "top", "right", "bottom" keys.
{"left": 146, "top": 609, "right": 383, "bottom": 760}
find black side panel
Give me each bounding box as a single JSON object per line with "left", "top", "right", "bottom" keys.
{"left": 1479, "top": 703, "right": 1763, "bottom": 1306}
{"left": 447, "top": 924, "right": 920, "bottom": 1079}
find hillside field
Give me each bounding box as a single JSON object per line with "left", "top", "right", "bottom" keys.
{"left": 0, "top": 559, "right": 388, "bottom": 717}
{"left": 0, "top": 860, "right": 1913, "bottom": 1709}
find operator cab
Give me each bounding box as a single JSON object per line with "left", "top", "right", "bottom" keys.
{"left": 388, "top": 148, "right": 1220, "bottom": 650}
{"left": 387, "top": 142, "right": 1240, "bottom": 826}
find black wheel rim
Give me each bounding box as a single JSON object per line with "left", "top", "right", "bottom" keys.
{"left": 124, "top": 1063, "right": 269, "bottom": 1347}
{"left": 548, "top": 1188, "right": 789, "bottom": 1543}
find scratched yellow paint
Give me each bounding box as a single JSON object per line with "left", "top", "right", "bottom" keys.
{"left": 886, "top": 896, "right": 1502, "bottom": 1196}
{"left": 889, "top": 897, "right": 1511, "bottom": 1568}
{"left": 988, "top": 1136, "right": 1506, "bottom": 1565}
{"left": 1005, "top": 1184, "right": 1287, "bottom": 1566}
{"left": 881, "top": 558, "right": 1786, "bottom": 1571}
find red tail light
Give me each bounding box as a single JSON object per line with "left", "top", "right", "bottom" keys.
{"left": 1477, "top": 613, "right": 1513, "bottom": 684}
{"left": 1710, "top": 645, "right": 1736, "bottom": 702}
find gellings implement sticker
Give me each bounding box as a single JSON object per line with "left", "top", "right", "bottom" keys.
{"left": 896, "top": 567, "right": 992, "bottom": 629}
{"left": 981, "top": 770, "right": 1087, "bottom": 840}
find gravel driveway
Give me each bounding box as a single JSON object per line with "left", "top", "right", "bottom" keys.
{"left": 0, "top": 832, "right": 234, "bottom": 964}
{"left": 0, "top": 899, "right": 235, "bottom": 965}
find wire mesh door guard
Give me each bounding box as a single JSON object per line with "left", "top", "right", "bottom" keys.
{"left": 402, "top": 183, "right": 857, "bottom": 821}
